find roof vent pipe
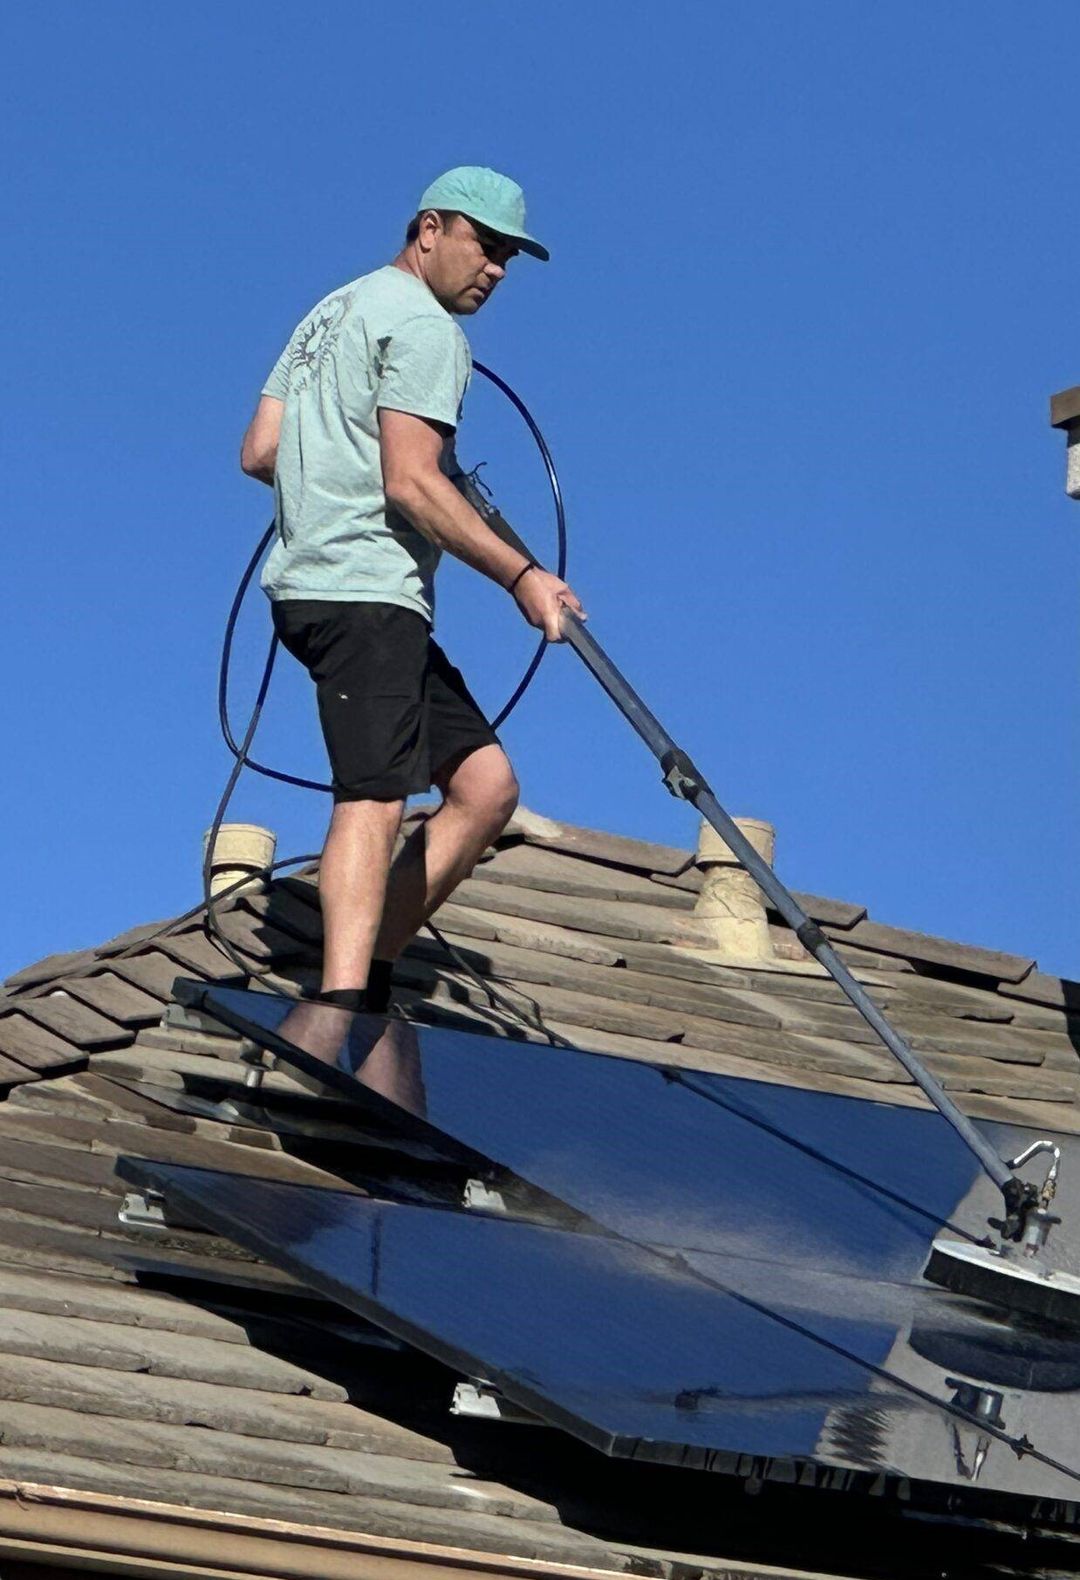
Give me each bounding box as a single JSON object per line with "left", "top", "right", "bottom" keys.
{"left": 202, "top": 823, "right": 277, "bottom": 898}
{"left": 692, "top": 817, "right": 776, "bottom": 961}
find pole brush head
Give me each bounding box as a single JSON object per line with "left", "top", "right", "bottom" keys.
{"left": 925, "top": 1237, "right": 1080, "bottom": 1328}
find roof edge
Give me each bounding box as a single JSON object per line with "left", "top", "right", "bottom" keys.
{"left": 0, "top": 1479, "right": 630, "bottom": 1580}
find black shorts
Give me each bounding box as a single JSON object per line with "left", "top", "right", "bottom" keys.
{"left": 271, "top": 600, "right": 499, "bottom": 802}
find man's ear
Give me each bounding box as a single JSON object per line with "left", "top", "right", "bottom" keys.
{"left": 416, "top": 209, "right": 441, "bottom": 253}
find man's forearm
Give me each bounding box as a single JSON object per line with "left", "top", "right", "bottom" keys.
{"left": 388, "top": 471, "right": 529, "bottom": 588}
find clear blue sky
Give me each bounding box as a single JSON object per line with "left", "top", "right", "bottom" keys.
{"left": 2, "top": 3, "right": 1077, "bottom": 982}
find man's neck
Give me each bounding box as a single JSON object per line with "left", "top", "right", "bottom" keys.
{"left": 393, "top": 249, "right": 428, "bottom": 287}
{"left": 391, "top": 250, "right": 453, "bottom": 313}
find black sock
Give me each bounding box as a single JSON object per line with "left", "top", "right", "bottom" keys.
{"left": 365, "top": 958, "right": 394, "bottom": 1014}
{"left": 307, "top": 987, "right": 367, "bottom": 1012}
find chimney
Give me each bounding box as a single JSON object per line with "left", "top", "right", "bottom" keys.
{"left": 202, "top": 823, "right": 277, "bottom": 898}
{"left": 692, "top": 817, "right": 776, "bottom": 961}
{"left": 1050, "top": 385, "right": 1080, "bottom": 500}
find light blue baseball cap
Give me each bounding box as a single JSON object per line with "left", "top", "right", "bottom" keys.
{"left": 417, "top": 166, "right": 549, "bottom": 262}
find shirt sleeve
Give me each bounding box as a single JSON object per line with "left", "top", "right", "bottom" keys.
{"left": 261, "top": 339, "right": 293, "bottom": 401}
{"left": 375, "top": 314, "right": 470, "bottom": 430}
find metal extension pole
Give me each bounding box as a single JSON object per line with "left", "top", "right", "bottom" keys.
{"left": 452, "top": 468, "right": 1018, "bottom": 1205}
{"left": 560, "top": 609, "right": 1013, "bottom": 1195}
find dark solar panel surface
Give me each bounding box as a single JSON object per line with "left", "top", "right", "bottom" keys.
{"left": 193, "top": 985, "right": 1017, "bottom": 1279}
{"left": 113, "top": 1155, "right": 1080, "bottom": 1507}
{"left": 174, "top": 985, "right": 1080, "bottom": 1509}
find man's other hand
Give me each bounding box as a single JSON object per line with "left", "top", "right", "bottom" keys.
{"left": 512, "top": 566, "right": 585, "bottom": 642}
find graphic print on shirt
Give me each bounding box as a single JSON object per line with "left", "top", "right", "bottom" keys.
{"left": 288, "top": 292, "right": 350, "bottom": 394}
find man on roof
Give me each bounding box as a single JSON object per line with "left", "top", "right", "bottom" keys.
{"left": 240, "top": 166, "right": 583, "bottom": 1017}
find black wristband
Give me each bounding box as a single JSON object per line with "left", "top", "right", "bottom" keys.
{"left": 507, "top": 561, "right": 537, "bottom": 595}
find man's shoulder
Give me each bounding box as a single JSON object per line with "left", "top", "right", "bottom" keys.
{"left": 288, "top": 265, "right": 462, "bottom": 334}
{"left": 287, "top": 267, "right": 390, "bottom": 328}
{"left": 352, "top": 267, "right": 460, "bottom": 333}
{"left": 288, "top": 268, "right": 469, "bottom": 371}
{"left": 351, "top": 277, "right": 471, "bottom": 375}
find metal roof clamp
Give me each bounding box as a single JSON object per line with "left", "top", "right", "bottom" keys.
{"left": 118, "top": 1187, "right": 167, "bottom": 1230}
{"left": 240, "top": 1042, "right": 274, "bottom": 1092}
{"left": 452, "top": 1379, "right": 540, "bottom": 1425}
{"left": 462, "top": 1178, "right": 509, "bottom": 1214}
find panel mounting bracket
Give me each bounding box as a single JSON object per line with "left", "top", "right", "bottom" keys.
{"left": 240, "top": 1045, "right": 274, "bottom": 1091}
{"left": 118, "top": 1188, "right": 167, "bottom": 1230}
{"left": 463, "top": 1179, "right": 508, "bottom": 1214}
{"left": 451, "top": 1379, "right": 540, "bottom": 1425}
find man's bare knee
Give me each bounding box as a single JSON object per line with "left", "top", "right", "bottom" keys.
{"left": 490, "top": 763, "right": 520, "bottom": 830}
{"left": 442, "top": 747, "right": 518, "bottom": 836}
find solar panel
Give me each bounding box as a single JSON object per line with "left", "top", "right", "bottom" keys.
{"left": 183, "top": 983, "right": 1060, "bottom": 1285}
{"left": 115, "top": 1154, "right": 1080, "bottom": 1513}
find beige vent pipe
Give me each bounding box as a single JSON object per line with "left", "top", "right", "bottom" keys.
{"left": 692, "top": 816, "right": 776, "bottom": 961}
{"left": 202, "top": 822, "right": 277, "bottom": 898}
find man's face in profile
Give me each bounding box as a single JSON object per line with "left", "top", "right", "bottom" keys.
{"left": 426, "top": 212, "right": 518, "bottom": 315}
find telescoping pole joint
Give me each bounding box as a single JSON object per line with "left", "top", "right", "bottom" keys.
{"left": 660, "top": 747, "right": 705, "bottom": 802}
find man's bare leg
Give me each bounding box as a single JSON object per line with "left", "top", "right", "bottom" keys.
{"left": 374, "top": 744, "right": 519, "bottom": 963}
{"left": 277, "top": 797, "right": 400, "bottom": 1067}
{"left": 281, "top": 750, "right": 511, "bottom": 1079}
{"left": 319, "top": 797, "right": 404, "bottom": 992}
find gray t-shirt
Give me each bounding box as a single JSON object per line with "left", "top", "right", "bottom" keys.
{"left": 259, "top": 265, "right": 471, "bottom": 624}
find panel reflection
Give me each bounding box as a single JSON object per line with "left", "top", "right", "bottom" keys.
{"left": 275, "top": 999, "right": 428, "bottom": 1116}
